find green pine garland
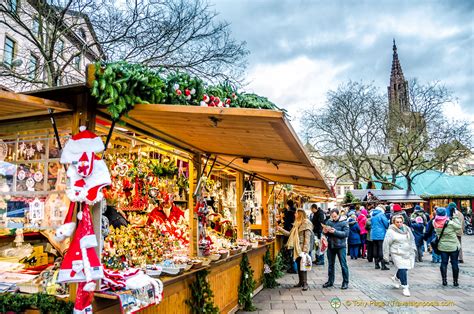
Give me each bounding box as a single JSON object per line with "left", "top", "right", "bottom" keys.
{"left": 262, "top": 249, "right": 279, "bottom": 288}
{"left": 238, "top": 253, "right": 257, "bottom": 311}
{"left": 0, "top": 293, "right": 74, "bottom": 314}
{"left": 185, "top": 269, "right": 219, "bottom": 314}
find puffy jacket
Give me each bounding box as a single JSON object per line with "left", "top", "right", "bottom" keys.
{"left": 411, "top": 222, "right": 425, "bottom": 247}
{"left": 370, "top": 207, "right": 389, "bottom": 240}
{"left": 324, "top": 217, "right": 349, "bottom": 249}
{"left": 348, "top": 220, "right": 361, "bottom": 245}
{"left": 383, "top": 224, "right": 416, "bottom": 270}
{"left": 434, "top": 216, "right": 461, "bottom": 252}
{"left": 357, "top": 209, "right": 368, "bottom": 235}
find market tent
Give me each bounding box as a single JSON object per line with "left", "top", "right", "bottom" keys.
{"left": 389, "top": 170, "right": 474, "bottom": 198}
{"left": 351, "top": 189, "right": 424, "bottom": 203}
{"left": 0, "top": 90, "right": 72, "bottom": 121}
{"left": 113, "top": 104, "right": 331, "bottom": 195}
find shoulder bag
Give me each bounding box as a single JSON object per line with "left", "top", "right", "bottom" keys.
{"left": 431, "top": 220, "right": 448, "bottom": 255}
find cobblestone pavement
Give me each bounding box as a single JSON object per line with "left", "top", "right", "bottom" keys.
{"left": 239, "top": 236, "right": 474, "bottom": 314}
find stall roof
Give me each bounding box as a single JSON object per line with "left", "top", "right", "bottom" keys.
{"left": 0, "top": 90, "right": 72, "bottom": 121}
{"left": 115, "top": 105, "right": 331, "bottom": 194}
{"left": 351, "top": 189, "right": 424, "bottom": 203}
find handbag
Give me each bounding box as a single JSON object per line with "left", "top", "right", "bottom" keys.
{"left": 431, "top": 221, "right": 448, "bottom": 255}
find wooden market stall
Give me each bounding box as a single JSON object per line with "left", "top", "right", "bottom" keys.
{"left": 0, "top": 81, "right": 331, "bottom": 313}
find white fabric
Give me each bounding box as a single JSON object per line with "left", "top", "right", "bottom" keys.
{"left": 383, "top": 226, "right": 416, "bottom": 270}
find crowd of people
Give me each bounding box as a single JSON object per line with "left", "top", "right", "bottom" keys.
{"left": 277, "top": 200, "right": 466, "bottom": 297}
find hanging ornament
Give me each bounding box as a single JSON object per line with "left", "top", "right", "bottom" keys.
{"left": 29, "top": 197, "right": 45, "bottom": 220}
{"left": 0, "top": 139, "right": 7, "bottom": 161}
{"left": 36, "top": 141, "right": 44, "bottom": 152}
{"left": 114, "top": 162, "right": 129, "bottom": 177}
{"left": 18, "top": 142, "right": 27, "bottom": 156}
{"left": 26, "top": 177, "right": 36, "bottom": 191}
{"left": 17, "top": 169, "right": 26, "bottom": 181}
{"left": 34, "top": 170, "right": 43, "bottom": 182}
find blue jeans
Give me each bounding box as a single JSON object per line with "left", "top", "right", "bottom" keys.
{"left": 396, "top": 269, "right": 408, "bottom": 285}
{"left": 440, "top": 250, "right": 459, "bottom": 277}
{"left": 327, "top": 247, "right": 349, "bottom": 284}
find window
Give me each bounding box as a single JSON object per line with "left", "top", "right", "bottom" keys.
{"left": 28, "top": 54, "right": 39, "bottom": 79}
{"left": 78, "top": 28, "right": 87, "bottom": 41}
{"left": 32, "top": 18, "right": 40, "bottom": 36}
{"left": 3, "top": 36, "right": 16, "bottom": 67}
{"left": 7, "top": 0, "right": 18, "bottom": 13}
{"left": 73, "top": 54, "right": 81, "bottom": 69}
{"left": 55, "top": 39, "right": 64, "bottom": 56}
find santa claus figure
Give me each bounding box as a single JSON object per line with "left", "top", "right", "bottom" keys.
{"left": 55, "top": 126, "right": 111, "bottom": 313}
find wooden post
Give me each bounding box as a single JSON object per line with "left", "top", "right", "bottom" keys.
{"left": 236, "top": 171, "right": 244, "bottom": 239}
{"left": 188, "top": 159, "right": 197, "bottom": 256}
{"left": 261, "top": 181, "right": 269, "bottom": 236}
{"left": 72, "top": 90, "right": 96, "bottom": 134}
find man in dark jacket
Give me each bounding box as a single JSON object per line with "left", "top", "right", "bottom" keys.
{"left": 311, "top": 204, "right": 326, "bottom": 265}
{"left": 323, "top": 209, "right": 350, "bottom": 289}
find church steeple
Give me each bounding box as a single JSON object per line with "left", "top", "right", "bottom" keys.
{"left": 388, "top": 39, "right": 409, "bottom": 112}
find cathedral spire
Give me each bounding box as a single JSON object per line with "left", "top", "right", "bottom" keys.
{"left": 390, "top": 39, "right": 404, "bottom": 81}
{"left": 388, "top": 39, "right": 409, "bottom": 113}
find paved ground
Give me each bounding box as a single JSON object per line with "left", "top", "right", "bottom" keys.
{"left": 239, "top": 235, "right": 474, "bottom": 314}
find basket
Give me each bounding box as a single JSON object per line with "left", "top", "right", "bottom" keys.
{"left": 219, "top": 251, "right": 229, "bottom": 260}
{"left": 209, "top": 254, "right": 221, "bottom": 261}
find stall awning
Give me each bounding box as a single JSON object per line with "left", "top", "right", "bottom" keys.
{"left": 114, "top": 105, "right": 331, "bottom": 195}
{"left": 0, "top": 90, "right": 72, "bottom": 121}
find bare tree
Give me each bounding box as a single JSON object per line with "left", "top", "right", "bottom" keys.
{"left": 0, "top": 0, "right": 249, "bottom": 90}
{"left": 385, "top": 79, "right": 473, "bottom": 190}
{"left": 302, "top": 81, "right": 387, "bottom": 189}
{"left": 302, "top": 79, "right": 473, "bottom": 192}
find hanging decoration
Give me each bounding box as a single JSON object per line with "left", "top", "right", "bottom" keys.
{"left": 54, "top": 126, "right": 111, "bottom": 313}
{"left": 185, "top": 269, "right": 219, "bottom": 314}
{"left": 238, "top": 253, "right": 257, "bottom": 311}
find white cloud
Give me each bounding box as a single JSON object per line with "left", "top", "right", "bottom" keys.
{"left": 245, "top": 56, "right": 350, "bottom": 132}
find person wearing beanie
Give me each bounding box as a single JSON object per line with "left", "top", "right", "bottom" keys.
{"left": 384, "top": 205, "right": 392, "bottom": 221}
{"left": 411, "top": 216, "right": 425, "bottom": 262}
{"left": 370, "top": 206, "right": 390, "bottom": 270}
{"left": 410, "top": 205, "right": 427, "bottom": 224}
{"left": 278, "top": 208, "right": 314, "bottom": 291}
{"left": 365, "top": 208, "right": 374, "bottom": 263}
{"left": 383, "top": 214, "right": 417, "bottom": 297}
{"left": 392, "top": 204, "right": 411, "bottom": 227}
{"left": 424, "top": 207, "right": 441, "bottom": 263}
{"left": 433, "top": 207, "right": 462, "bottom": 286}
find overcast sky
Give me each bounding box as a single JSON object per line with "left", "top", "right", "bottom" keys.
{"left": 213, "top": 0, "right": 473, "bottom": 132}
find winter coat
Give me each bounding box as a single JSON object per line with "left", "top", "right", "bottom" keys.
{"left": 280, "top": 219, "right": 313, "bottom": 259}
{"left": 383, "top": 224, "right": 416, "bottom": 270}
{"left": 434, "top": 216, "right": 461, "bottom": 253}
{"left": 370, "top": 208, "right": 389, "bottom": 241}
{"left": 310, "top": 208, "right": 325, "bottom": 237}
{"left": 282, "top": 207, "right": 296, "bottom": 232}
{"left": 348, "top": 220, "right": 361, "bottom": 245}
{"left": 411, "top": 210, "right": 427, "bottom": 224}
{"left": 423, "top": 218, "right": 437, "bottom": 243}
{"left": 392, "top": 210, "right": 411, "bottom": 227}
{"left": 324, "top": 217, "right": 349, "bottom": 249}
{"left": 357, "top": 209, "right": 368, "bottom": 235}
{"left": 365, "top": 217, "right": 372, "bottom": 241}
{"left": 455, "top": 211, "right": 464, "bottom": 237}
{"left": 411, "top": 222, "right": 425, "bottom": 247}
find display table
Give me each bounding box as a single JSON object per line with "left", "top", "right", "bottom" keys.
{"left": 93, "top": 244, "right": 270, "bottom": 314}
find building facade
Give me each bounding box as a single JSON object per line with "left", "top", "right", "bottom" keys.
{"left": 0, "top": 0, "right": 102, "bottom": 91}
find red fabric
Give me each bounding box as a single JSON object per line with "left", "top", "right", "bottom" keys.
{"left": 74, "top": 282, "right": 94, "bottom": 312}
{"left": 357, "top": 213, "right": 368, "bottom": 235}
{"left": 72, "top": 129, "right": 99, "bottom": 141}
{"left": 393, "top": 204, "right": 402, "bottom": 212}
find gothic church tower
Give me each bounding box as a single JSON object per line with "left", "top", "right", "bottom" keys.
{"left": 388, "top": 39, "right": 409, "bottom": 113}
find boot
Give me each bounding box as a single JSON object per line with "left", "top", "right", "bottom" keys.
{"left": 301, "top": 271, "right": 308, "bottom": 291}
{"left": 402, "top": 285, "right": 410, "bottom": 297}
{"left": 375, "top": 261, "right": 380, "bottom": 269}
{"left": 293, "top": 272, "right": 303, "bottom": 287}
{"left": 453, "top": 268, "right": 459, "bottom": 287}
{"left": 441, "top": 268, "right": 447, "bottom": 286}
{"left": 316, "top": 255, "right": 325, "bottom": 265}
{"left": 381, "top": 260, "right": 390, "bottom": 271}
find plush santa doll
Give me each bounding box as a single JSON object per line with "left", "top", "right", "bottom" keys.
{"left": 55, "top": 126, "right": 111, "bottom": 313}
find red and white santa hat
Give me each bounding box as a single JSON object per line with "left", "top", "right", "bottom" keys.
{"left": 61, "top": 126, "right": 105, "bottom": 164}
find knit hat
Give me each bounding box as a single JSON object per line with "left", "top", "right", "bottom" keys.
{"left": 446, "top": 202, "right": 456, "bottom": 217}
{"left": 392, "top": 204, "right": 402, "bottom": 212}
{"left": 436, "top": 207, "right": 447, "bottom": 217}
{"left": 414, "top": 205, "right": 422, "bottom": 211}
{"left": 415, "top": 216, "right": 423, "bottom": 224}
